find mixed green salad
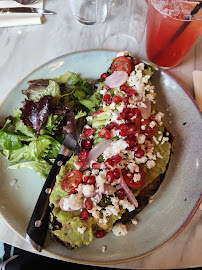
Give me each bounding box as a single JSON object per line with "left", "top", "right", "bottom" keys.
{"left": 0, "top": 71, "right": 101, "bottom": 179}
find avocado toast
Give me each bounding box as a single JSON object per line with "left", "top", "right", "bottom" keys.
{"left": 49, "top": 52, "right": 172, "bottom": 249}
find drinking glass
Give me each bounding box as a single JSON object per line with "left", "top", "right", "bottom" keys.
{"left": 146, "top": 0, "right": 202, "bottom": 68}
{"left": 68, "top": 0, "right": 108, "bottom": 25}
{"left": 101, "top": 0, "right": 148, "bottom": 56}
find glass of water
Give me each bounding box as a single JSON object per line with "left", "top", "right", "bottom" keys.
{"left": 68, "top": 0, "right": 108, "bottom": 25}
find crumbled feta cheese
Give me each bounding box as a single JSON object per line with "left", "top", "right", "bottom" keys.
{"left": 141, "top": 125, "right": 146, "bottom": 130}
{"left": 95, "top": 172, "right": 106, "bottom": 193}
{"left": 156, "top": 152, "right": 163, "bottom": 159}
{"left": 131, "top": 218, "right": 138, "bottom": 225}
{"left": 86, "top": 116, "right": 93, "bottom": 121}
{"left": 119, "top": 198, "right": 135, "bottom": 212}
{"left": 100, "top": 88, "right": 108, "bottom": 95}
{"left": 77, "top": 226, "right": 86, "bottom": 234}
{"left": 127, "top": 162, "right": 139, "bottom": 173}
{"left": 112, "top": 223, "right": 128, "bottom": 236}
{"left": 133, "top": 173, "right": 141, "bottom": 182}
{"left": 152, "top": 136, "right": 159, "bottom": 145}
{"left": 154, "top": 112, "right": 164, "bottom": 125}
{"left": 135, "top": 156, "right": 147, "bottom": 164}
{"left": 137, "top": 134, "right": 146, "bottom": 144}
{"left": 60, "top": 193, "right": 83, "bottom": 211}
{"left": 82, "top": 184, "right": 95, "bottom": 197}
{"left": 149, "top": 121, "right": 156, "bottom": 128}
{"left": 146, "top": 160, "right": 156, "bottom": 169}
{"left": 161, "top": 137, "right": 169, "bottom": 144}
{"left": 110, "top": 102, "right": 116, "bottom": 110}
{"left": 103, "top": 139, "right": 129, "bottom": 160}
{"left": 88, "top": 205, "right": 102, "bottom": 219}
{"left": 116, "top": 102, "right": 126, "bottom": 113}
{"left": 117, "top": 51, "right": 129, "bottom": 57}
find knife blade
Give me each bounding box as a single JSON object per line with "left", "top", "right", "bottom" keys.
{"left": 25, "top": 112, "right": 79, "bottom": 252}
{"left": 0, "top": 7, "right": 55, "bottom": 15}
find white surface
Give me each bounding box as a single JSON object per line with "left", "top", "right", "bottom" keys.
{"left": 0, "top": 0, "right": 201, "bottom": 268}
{"left": 0, "top": 0, "right": 43, "bottom": 27}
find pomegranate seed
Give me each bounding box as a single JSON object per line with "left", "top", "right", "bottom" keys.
{"left": 94, "top": 230, "right": 106, "bottom": 238}
{"left": 98, "top": 127, "right": 111, "bottom": 140}
{"left": 119, "top": 130, "right": 130, "bottom": 137}
{"left": 81, "top": 139, "right": 92, "bottom": 150}
{"left": 113, "top": 168, "right": 120, "bottom": 179}
{"left": 108, "top": 121, "right": 118, "bottom": 130}
{"left": 92, "top": 162, "right": 101, "bottom": 169}
{"left": 120, "top": 108, "right": 131, "bottom": 120}
{"left": 125, "top": 134, "right": 136, "bottom": 147}
{"left": 101, "top": 73, "right": 109, "bottom": 79}
{"left": 133, "top": 145, "right": 145, "bottom": 158}
{"left": 122, "top": 97, "right": 129, "bottom": 105}
{"left": 120, "top": 84, "right": 128, "bottom": 93}
{"left": 102, "top": 85, "right": 110, "bottom": 90}
{"left": 86, "top": 176, "right": 96, "bottom": 185}
{"left": 83, "top": 175, "right": 95, "bottom": 185}
{"left": 85, "top": 199, "right": 93, "bottom": 210}
{"left": 132, "top": 108, "right": 141, "bottom": 117}
{"left": 117, "top": 188, "right": 125, "bottom": 200}
{"left": 106, "top": 170, "right": 114, "bottom": 183}
{"left": 75, "top": 160, "right": 85, "bottom": 168}
{"left": 92, "top": 110, "right": 103, "bottom": 117}
{"left": 118, "top": 123, "right": 130, "bottom": 137}
{"left": 112, "top": 154, "right": 122, "bottom": 163}
{"left": 104, "top": 158, "right": 114, "bottom": 170}
{"left": 84, "top": 128, "right": 95, "bottom": 138}
{"left": 134, "top": 149, "right": 145, "bottom": 158}
{"left": 103, "top": 94, "right": 112, "bottom": 105}
{"left": 112, "top": 95, "right": 122, "bottom": 104}
{"left": 80, "top": 209, "right": 89, "bottom": 220}
{"left": 127, "top": 89, "right": 136, "bottom": 97}
{"left": 79, "top": 150, "right": 89, "bottom": 161}
{"left": 104, "top": 130, "right": 112, "bottom": 140}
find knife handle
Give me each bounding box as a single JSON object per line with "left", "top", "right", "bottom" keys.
{"left": 26, "top": 153, "right": 72, "bottom": 251}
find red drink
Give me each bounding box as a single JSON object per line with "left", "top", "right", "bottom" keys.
{"left": 146, "top": 0, "right": 202, "bottom": 68}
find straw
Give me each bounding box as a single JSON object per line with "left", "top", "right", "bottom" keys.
{"left": 150, "top": 1, "right": 202, "bottom": 63}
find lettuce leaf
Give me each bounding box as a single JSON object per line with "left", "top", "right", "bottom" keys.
{"left": 24, "top": 139, "right": 51, "bottom": 161}
{"left": 79, "top": 91, "right": 101, "bottom": 112}
{"left": 0, "top": 130, "right": 33, "bottom": 150}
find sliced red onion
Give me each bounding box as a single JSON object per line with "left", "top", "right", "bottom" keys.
{"left": 119, "top": 171, "right": 138, "bottom": 208}
{"left": 105, "top": 71, "right": 128, "bottom": 88}
{"left": 139, "top": 99, "right": 151, "bottom": 119}
{"left": 102, "top": 183, "right": 116, "bottom": 195}
{"left": 83, "top": 139, "right": 113, "bottom": 169}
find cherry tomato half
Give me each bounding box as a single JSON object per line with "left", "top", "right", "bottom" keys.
{"left": 61, "top": 170, "right": 83, "bottom": 194}
{"left": 122, "top": 166, "right": 145, "bottom": 189}
{"left": 111, "top": 56, "right": 132, "bottom": 75}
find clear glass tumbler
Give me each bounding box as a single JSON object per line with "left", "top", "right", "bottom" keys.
{"left": 68, "top": 0, "right": 108, "bottom": 25}
{"left": 146, "top": 0, "right": 202, "bottom": 68}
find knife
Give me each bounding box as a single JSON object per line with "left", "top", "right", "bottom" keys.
{"left": 0, "top": 7, "right": 55, "bottom": 15}
{"left": 25, "top": 112, "right": 80, "bottom": 252}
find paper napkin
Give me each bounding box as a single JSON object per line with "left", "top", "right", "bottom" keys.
{"left": 193, "top": 70, "right": 202, "bottom": 111}
{"left": 0, "top": 0, "right": 44, "bottom": 27}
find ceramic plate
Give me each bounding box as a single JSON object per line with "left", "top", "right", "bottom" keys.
{"left": 0, "top": 50, "right": 201, "bottom": 265}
